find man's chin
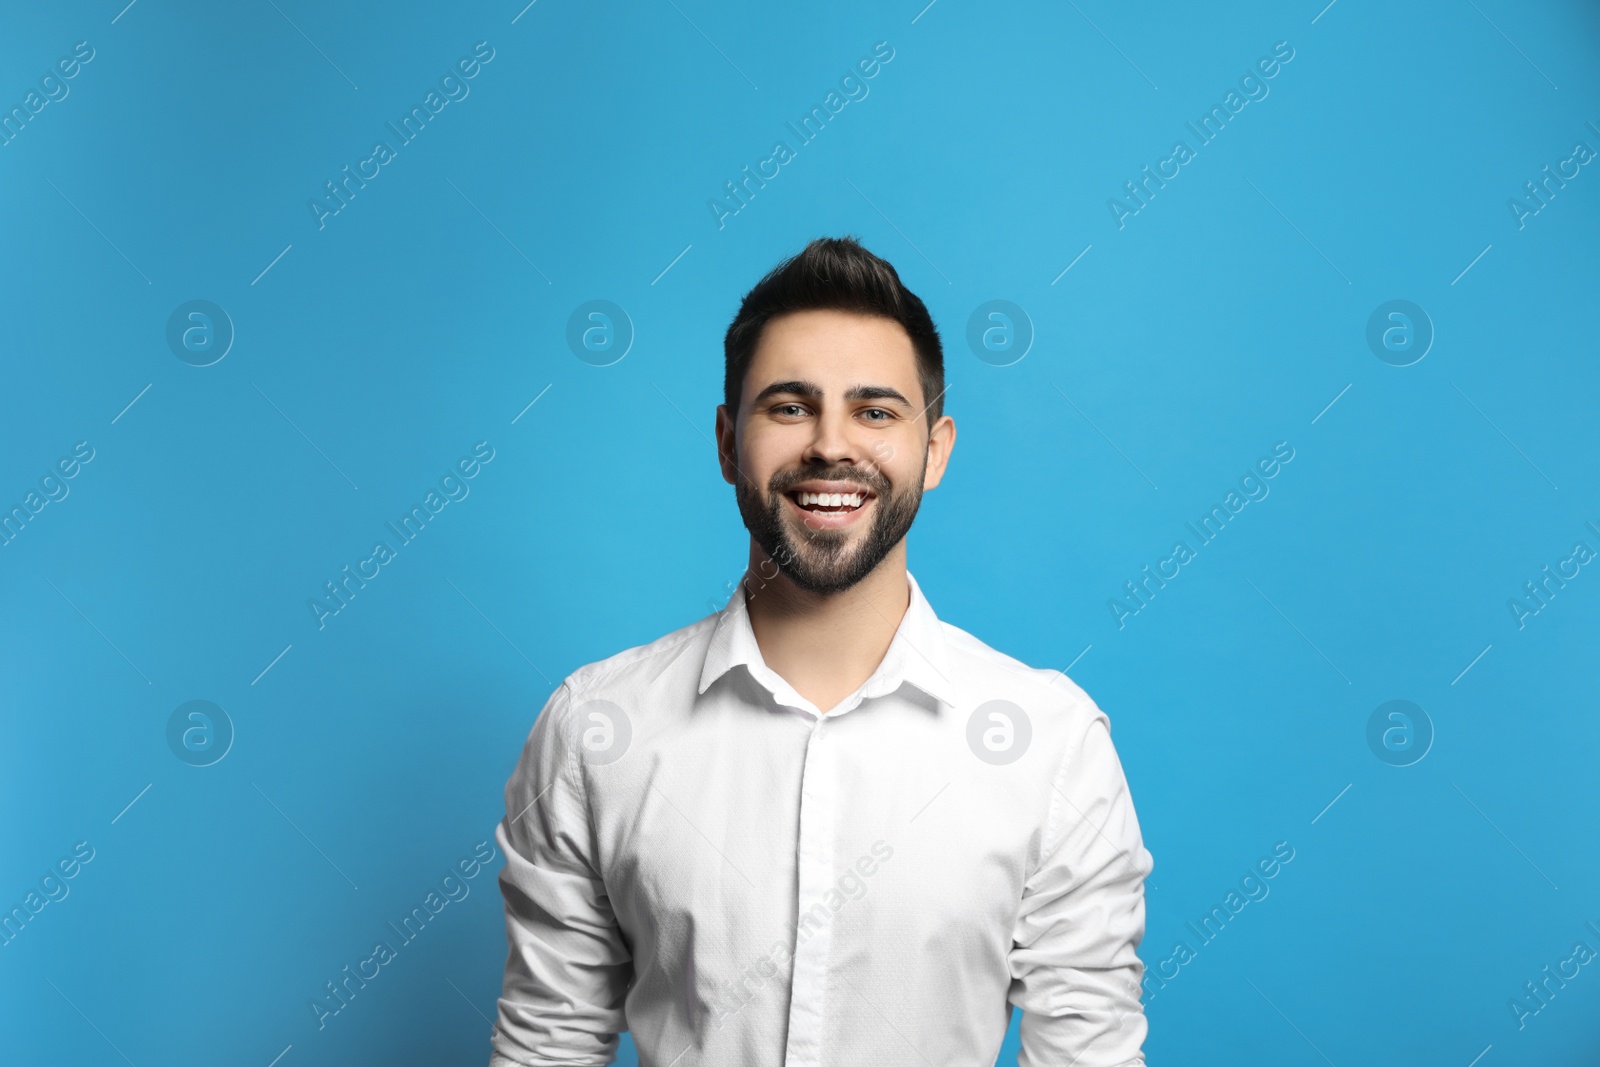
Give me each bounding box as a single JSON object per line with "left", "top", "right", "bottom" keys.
{"left": 736, "top": 482, "right": 913, "bottom": 595}
{"left": 778, "top": 566, "right": 862, "bottom": 597}
{"left": 784, "top": 513, "right": 853, "bottom": 543}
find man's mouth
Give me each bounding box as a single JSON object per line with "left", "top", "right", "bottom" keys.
{"left": 780, "top": 486, "right": 877, "bottom": 530}
{"left": 785, "top": 489, "right": 872, "bottom": 514}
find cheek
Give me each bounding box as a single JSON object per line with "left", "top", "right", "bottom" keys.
{"left": 878, "top": 434, "right": 926, "bottom": 487}
{"left": 867, "top": 439, "right": 898, "bottom": 474}
{"left": 740, "top": 425, "right": 804, "bottom": 479}
{"left": 732, "top": 443, "right": 783, "bottom": 495}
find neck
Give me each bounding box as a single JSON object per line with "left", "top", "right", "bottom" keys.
{"left": 741, "top": 541, "right": 910, "bottom": 715}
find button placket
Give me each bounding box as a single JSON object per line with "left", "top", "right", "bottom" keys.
{"left": 782, "top": 714, "right": 835, "bottom": 1067}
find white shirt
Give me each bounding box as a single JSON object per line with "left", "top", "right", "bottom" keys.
{"left": 490, "top": 570, "right": 1153, "bottom": 1067}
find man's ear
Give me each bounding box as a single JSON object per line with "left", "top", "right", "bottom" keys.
{"left": 921, "top": 414, "right": 956, "bottom": 492}
{"left": 715, "top": 404, "right": 738, "bottom": 486}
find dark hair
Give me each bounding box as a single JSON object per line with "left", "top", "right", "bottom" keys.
{"left": 723, "top": 236, "right": 945, "bottom": 428}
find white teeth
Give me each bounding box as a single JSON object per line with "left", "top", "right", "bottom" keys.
{"left": 797, "top": 491, "right": 865, "bottom": 508}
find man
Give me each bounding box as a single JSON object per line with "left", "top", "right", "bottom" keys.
{"left": 490, "top": 237, "right": 1153, "bottom": 1066}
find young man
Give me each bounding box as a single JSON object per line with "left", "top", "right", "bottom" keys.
{"left": 489, "top": 237, "right": 1153, "bottom": 1066}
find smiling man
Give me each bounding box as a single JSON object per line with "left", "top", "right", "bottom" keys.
{"left": 490, "top": 237, "right": 1153, "bottom": 1067}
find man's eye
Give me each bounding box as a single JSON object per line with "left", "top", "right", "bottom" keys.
{"left": 862, "top": 408, "right": 892, "bottom": 421}
{"left": 775, "top": 403, "right": 807, "bottom": 416}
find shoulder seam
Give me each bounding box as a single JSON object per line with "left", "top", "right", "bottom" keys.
{"left": 565, "top": 613, "right": 720, "bottom": 695}
{"left": 939, "top": 621, "right": 1099, "bottom": 714}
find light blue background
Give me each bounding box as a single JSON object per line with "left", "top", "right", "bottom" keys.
{"left": 3, "top": 1, "right": 1598, "bottom": 1064}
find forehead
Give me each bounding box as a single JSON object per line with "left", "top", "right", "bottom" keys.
{"left": 744, "top": 309, "right": 919, "bottom": 398}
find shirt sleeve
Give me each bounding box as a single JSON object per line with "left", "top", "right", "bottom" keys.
{"left": 1008, "top": 709, "right": 1154, "bottom": 1067}
{"left": 490, "top": 681, "right": 633, "bottom": 1066}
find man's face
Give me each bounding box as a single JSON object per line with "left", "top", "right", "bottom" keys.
{"left": 715, "top": 309, "right": 955, "bottom": 596}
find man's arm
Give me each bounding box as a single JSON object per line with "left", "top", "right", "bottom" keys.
{"left": 490, "top": 681, "right": 632, "bottom": 1066}
{"left": 1008, "top": 710, "right": 1154, "bottom": 1067}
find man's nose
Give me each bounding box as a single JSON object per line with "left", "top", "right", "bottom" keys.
{"left": 802, "top": 409, "right": 862, "bottom": 466}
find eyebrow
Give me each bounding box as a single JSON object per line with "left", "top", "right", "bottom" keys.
{"left": 751, "top": 379, "right": 913, "bottom": 408}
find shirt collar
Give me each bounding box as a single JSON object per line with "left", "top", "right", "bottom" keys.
{"left": 697, "top": 569, "right": 957, "bottom": 713}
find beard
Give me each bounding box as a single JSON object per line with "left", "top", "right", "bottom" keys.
{"left": 733, "top": 452, "right": 927, "bottom": 596}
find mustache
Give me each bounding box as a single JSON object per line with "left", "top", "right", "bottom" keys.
{"left": 768, "top": 468, "right": 887, "bottom": 496}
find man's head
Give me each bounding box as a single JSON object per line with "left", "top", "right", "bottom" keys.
{"left": 715, "top": 237, "right": 956, "bottom": 596}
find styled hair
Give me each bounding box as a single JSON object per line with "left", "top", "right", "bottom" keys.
{"left": 722, "top": 236, "right": 944, "bottom": 428}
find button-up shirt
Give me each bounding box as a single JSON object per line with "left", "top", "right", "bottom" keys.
{"left": 489, "top": 570, "right": 1153, "bottom": 1067}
